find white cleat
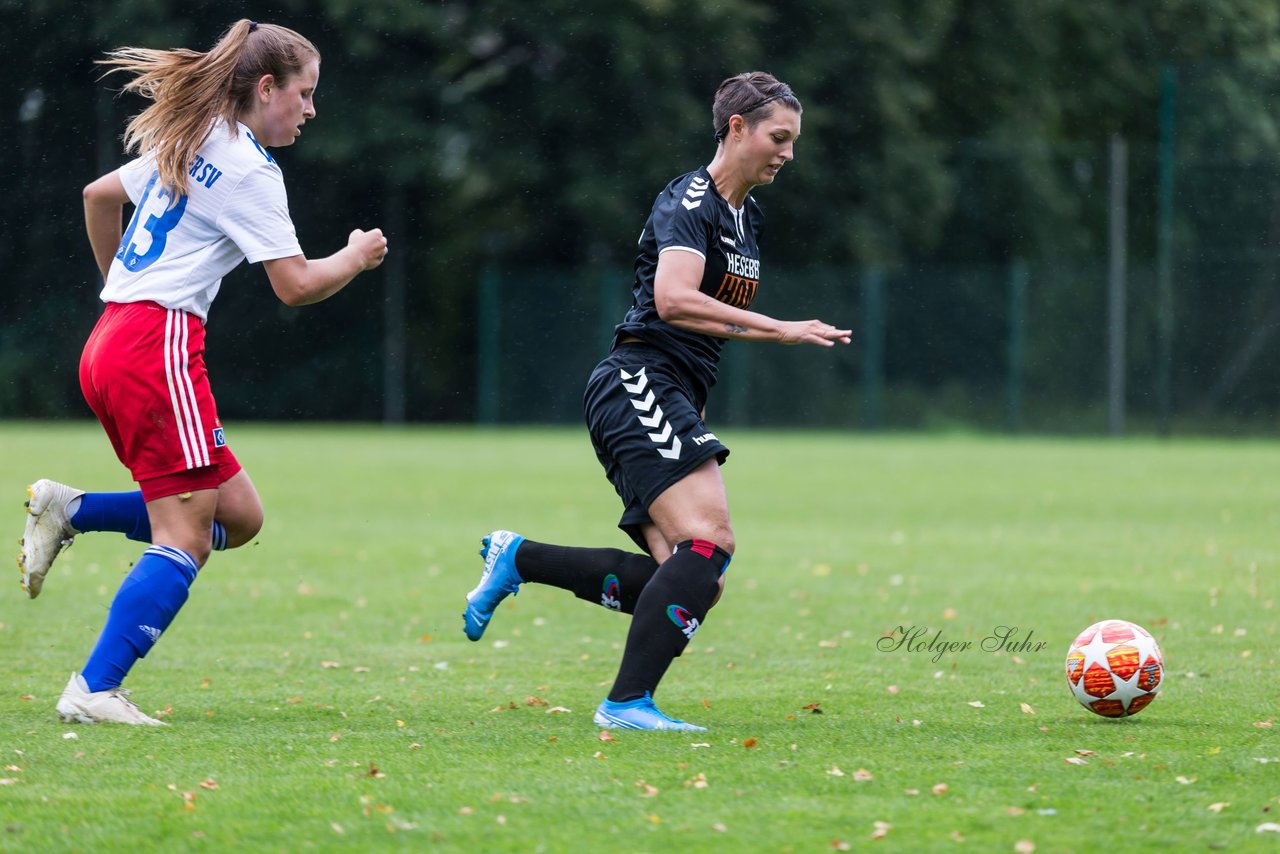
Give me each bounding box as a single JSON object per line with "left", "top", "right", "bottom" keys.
{"left": 18, "top": 479, "right": 83, "bottom": 599}
{"left": 55, "top": 672, "right": 167, "bottom": 726}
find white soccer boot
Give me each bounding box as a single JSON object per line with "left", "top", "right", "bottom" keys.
{"left": 18, "top": 479, "right": 84, "bottom": 598}
{"left": 55, "top": 672, "right": 167, "bottom": 726}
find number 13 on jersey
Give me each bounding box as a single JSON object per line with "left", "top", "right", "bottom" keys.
{"left": 116, "top": 172, "right": 188, "bottom": 274}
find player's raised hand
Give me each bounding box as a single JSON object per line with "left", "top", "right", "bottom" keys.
{"left": 349, "top": 228, "right": 388, "bottom": 271}
{"left": 778, "top": 320, "right": 852, "bottom": 347}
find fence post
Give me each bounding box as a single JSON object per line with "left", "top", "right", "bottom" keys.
{"left": 476, "top": 265, "right": 501, "bottom": 424}
{"left": 382, "top": 180, "right": 406, "bottom": 424}
{"left": 1108, "top": 134, "right": 1128, "bottom": 436}
{"left": 1006, "top": 258, "right": 1027, "bottom": 432}
{"left": 861, "top": 266, "right": 885, "bottom": 430}
{"left": 1155, "top": 64, "right": 1177, "bottom": 436}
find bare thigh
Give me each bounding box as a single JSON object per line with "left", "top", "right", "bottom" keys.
{"left": 145, "top": 470, "right": 264, "bottom": 567}
{"left": 641, "top": 459, "right": 734, "bottom": 603}
{"left": 147, "top": 488, "right": 219, "bottom": 568}
{"left": 215, "top": 469, "right": 264, "bottom": 548}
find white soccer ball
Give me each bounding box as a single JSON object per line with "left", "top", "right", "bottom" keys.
{"left": 1064, "top": 619, "right": 1163, "bottom": 717}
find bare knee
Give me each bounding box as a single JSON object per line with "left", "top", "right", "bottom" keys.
{"left": 216, "top": 471, "right": 264, "bottom": 548}
{"left": 187, "top": 540, "right": 212, "bottom": 568}
{"left": 697, "top": 525, "right": 734, "bottom": 556}
{"left": 152, "top": 528, "right": 212, "bottom": 568}
{"left": 220, "top": 504, "right": 264, "bottom": 548}
{"left": 715, "top": 530, "right": 735, "bottom": 556}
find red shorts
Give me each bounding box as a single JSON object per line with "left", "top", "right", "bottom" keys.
{"left": 79, "top": 301, "right": 241, "bottom": 501}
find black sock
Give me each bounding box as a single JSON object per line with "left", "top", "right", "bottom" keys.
{"left": 608, "top": 539, "right": 731, "bottom": 703}
{"left": 515, "top": 541, "right": 658, "bottom": 614}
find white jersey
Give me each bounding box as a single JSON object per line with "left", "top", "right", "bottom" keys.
{"left": 101, "top": 120, "right": 303, "bottom": 321}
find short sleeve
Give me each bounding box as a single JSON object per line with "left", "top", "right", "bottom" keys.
{"left": 118, "top": 155, "right": 158, "bottom": 204}
{"left": 216, "top": 165, "right": 303, "bottom": 263}
{"left": 651, "top": 178, "right": 715, "bottom": 261}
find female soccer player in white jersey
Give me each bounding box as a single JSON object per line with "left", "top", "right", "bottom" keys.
{"left": 463, "top": 72, "right": 851, "bottom": 731}
{"left": 18, "top": 20, "right": 387, "bottom": 725}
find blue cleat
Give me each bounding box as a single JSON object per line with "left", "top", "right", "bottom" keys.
{"left": 463, "top": 530, "right": 525, "bottom": 641}
{"left": 593, "top": 692, "right": 707, "bottom": 732}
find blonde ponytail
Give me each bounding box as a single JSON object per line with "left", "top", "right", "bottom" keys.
{"left": 100, "top": 20, "right": 318, "bottom": 195}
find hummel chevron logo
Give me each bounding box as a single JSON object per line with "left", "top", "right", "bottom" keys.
{"left": 629, "top": 390, "right": 656, "bottom": 412}
{"left": 619, "top": 367, "right": 683, "bottom": 460}
{"left": 139, "top": 625, "right": 162, "bottom": 642}
{"left": 682, "top": 177, "right": 710, "bottom": 210}
{"left": 647, "top": 421, "right": 673, "bottom": 443}
{"left": 620, "top": 367, "right": 648, "bottom": 394}
{"left": 637, "top": 405, "right": 664, "bottom": 429}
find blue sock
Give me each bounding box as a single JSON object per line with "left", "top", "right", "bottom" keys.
{"left": 80, "top": 546, "right": 199, "bottom": 692}
{"left": 70, "top": 492, "right": 151, "bottom": 542}
{"left": 69, "top": 491, "right": 228, "bottom": 550}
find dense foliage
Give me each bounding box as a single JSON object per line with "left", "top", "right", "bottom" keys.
{"left": 3, "top": 0, "right": 1279, "bottom": 428}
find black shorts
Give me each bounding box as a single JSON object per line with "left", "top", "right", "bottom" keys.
{"left": 583, "top": 343, "right": 730, "bottom": 552}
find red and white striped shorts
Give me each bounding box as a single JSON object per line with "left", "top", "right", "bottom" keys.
{"left": 79, "top": 301, "right": 241, "bottom": 501}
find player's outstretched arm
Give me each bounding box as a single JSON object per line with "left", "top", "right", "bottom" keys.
{"left": 655, "top": 249, "right": 851, "bottom": 346}
{"left": 83, "top": 171, "right": 130, "bottom": 282}
{"left": 264, "top": 228, "right": 388, "bottom": 307}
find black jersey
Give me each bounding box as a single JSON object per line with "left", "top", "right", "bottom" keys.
{"left": 611, "top": 166, "right": 764, "bottom": 406}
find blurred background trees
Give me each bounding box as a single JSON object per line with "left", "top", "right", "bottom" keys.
{"left": 3, "top": 0, "right": 1279, "bottom": 432}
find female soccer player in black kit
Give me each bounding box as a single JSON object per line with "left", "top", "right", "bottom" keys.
{"left": 463, "top": 72, "right": 851, "bottom": 731}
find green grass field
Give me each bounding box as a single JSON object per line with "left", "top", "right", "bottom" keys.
{"left": 0, "top": 422, "right": 1276, "bottom": 852}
